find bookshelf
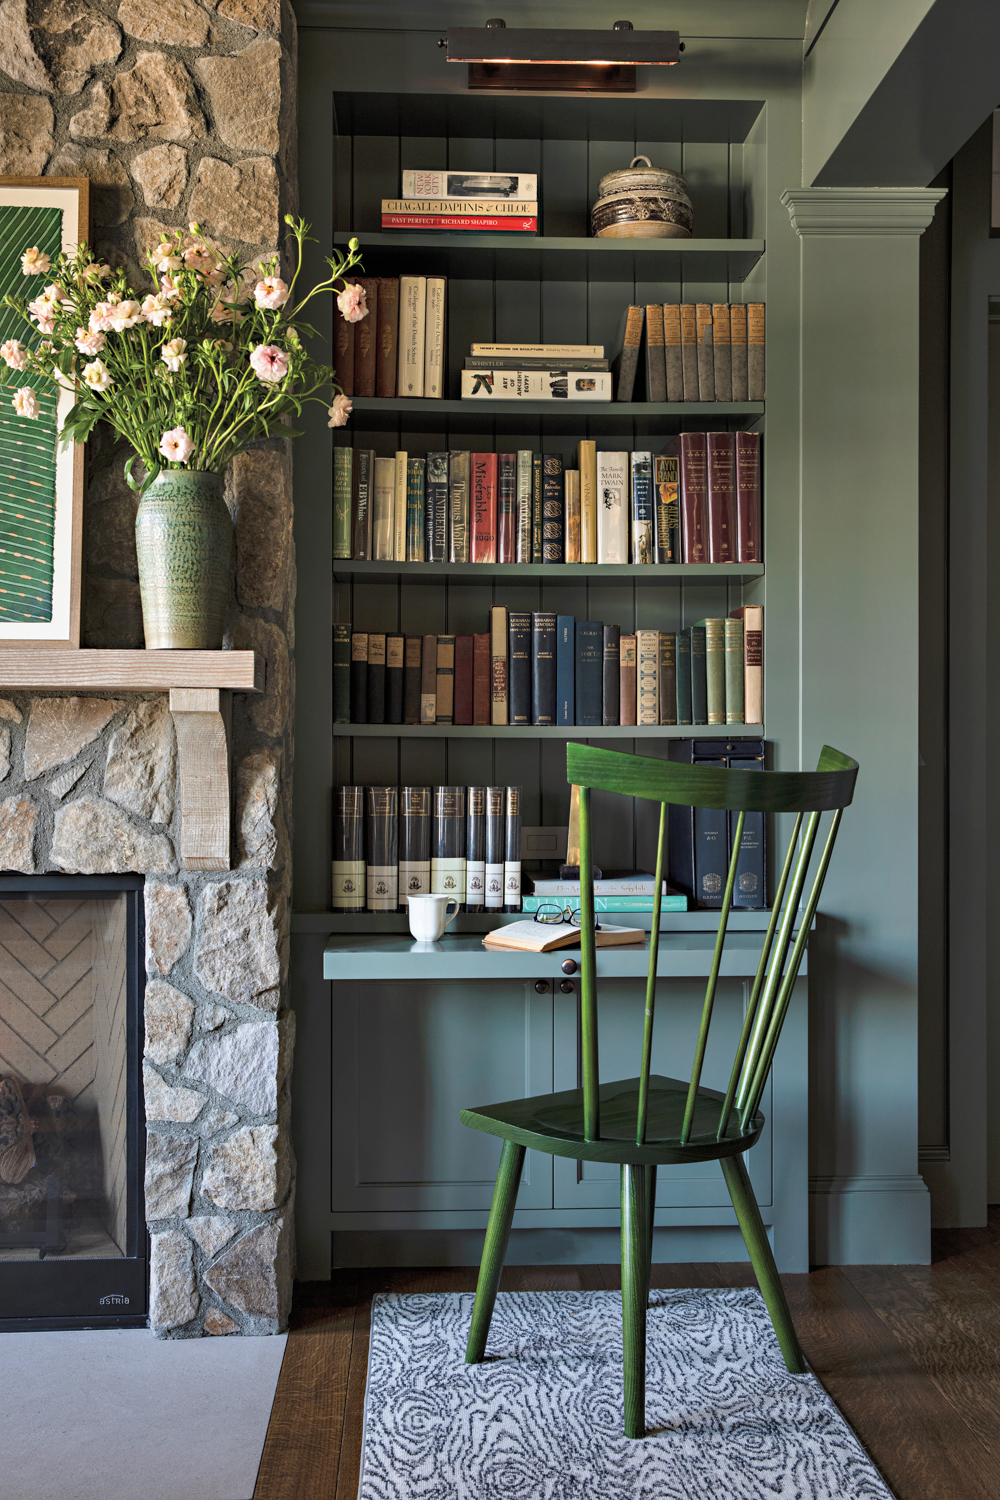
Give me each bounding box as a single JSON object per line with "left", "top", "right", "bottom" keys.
{"left": 350, "top": 397, "right": 764, "bottom": 417}
{"left": 333, "top": 723, "right": 765, "bottom": 740}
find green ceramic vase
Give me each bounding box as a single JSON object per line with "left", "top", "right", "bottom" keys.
{"left": 135, "top": 469, "right": 232, "bottom": 649}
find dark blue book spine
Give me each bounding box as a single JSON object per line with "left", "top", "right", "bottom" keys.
{"left": 556, "top": 616, "right": 575, "bottom": 726}
{"left": 730, "top": 744, "right": 766, "bottom": 908}
{"left": 531, "top": 611, "right": 557, "bottom": 725}
{"left": 425, "top": 451, "right": 449, "bottom": 562}
{"left": 692, "top": 744, "right": 729, "bottom": 908}
{"left": 690, "top": 624, "right": 707, "bottom": 724}
{"left": 508, "top": 610, "right": 532, "bottom": 726}
{"left": 602, "top": 624, "right": 621, "bottom": 726}
{"left": 575, "top": 620, "right": 603, "bottom": 726}
{"left": 676, "top": 628, "right": 692, "bottom": 724}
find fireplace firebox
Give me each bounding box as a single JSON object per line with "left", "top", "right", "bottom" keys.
{"left": 0, "top": 875, "right": 145, "bottom": 1329}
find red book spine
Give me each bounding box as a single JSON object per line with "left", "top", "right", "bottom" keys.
{"left": 675, "top": 433, "right": 708, "bottom": 564}
{"left": 454, "top": 635, "right": 474, "bottom": 724}
{"left": 471, "top": 452, "right": 498, "bottom": 562}
{"left": 735, "top": 430, "right": 761, "bottom": 562}
{"left": 472, "top": 633, "right": 491, "bottom": 724}
{"left": 706, "top": 432, "right": 736, "bottom": 563}
{"left": 497, "top": 453, "right": 516, "bottom": 563}
{"left": 382, "top": 214, "right": 537, "bottom": 232}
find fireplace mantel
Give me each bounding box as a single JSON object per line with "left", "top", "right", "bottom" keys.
{"left": 0, "top": 650, "right": 262, "bottom": 872}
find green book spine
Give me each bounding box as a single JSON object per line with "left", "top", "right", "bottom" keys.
{"left": 333, "top": 622, "right": 351, "bottom": 723}
{"left": 724, "top": 617, "right": 745, "bottom": 723}
{"left": 698, "top": 617, "right": 726, "bottom": 725}
{"left": 676, "top": 629, "right": 692, "bottom": 724}
{"left": 406, "top": 458, "right": 426, "bottom": 562}
{"left": 531, "top": 454, "right": 543, "bottom": 563}
{"left": 333, "top": 447, "right": 353, "bottom": 560}
{"left": 690, "top": 625, "right": 707, "bottom": 724}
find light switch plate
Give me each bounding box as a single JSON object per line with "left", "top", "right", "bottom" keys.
{"left": 521, "top": 825, "right": 568, "bottom": 860}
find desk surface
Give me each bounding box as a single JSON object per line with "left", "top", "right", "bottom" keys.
{"left": 322, "top": 930, "right": 805, "bottom": 982}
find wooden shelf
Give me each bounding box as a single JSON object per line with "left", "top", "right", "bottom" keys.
{"left": 334, "top": 232, "right": 765, "bottom": 283}
{"left": 0, "top": 649, "right": 263, "bottom": 692}
{"left": 349, "top": 397, "right": 764, "bottom": 419}
{"left": 334, "top": 560, "right": 763, "bottom": 583}
{"left": 334, "top": 723, "right": 764, "bottom": 739}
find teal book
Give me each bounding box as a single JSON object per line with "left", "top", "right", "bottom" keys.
{"left": 333, "top": 622, "right": 351, "bottom": 723}
{"left": 724, "top": 616, "right": 745, "bottom": 724}
{"left": 333, "top": 446, "right": 352, "bottom": 560}
{"left": 406, "top": 458, "right": 425, "bottom": 561}
{"left": 697, "top": 617, "right": 726, "bottom": 726}
{"left": 690, "top": 625, "right": 707, "bottom": 724}
{"left": 522, "top": 894, "right": 688, "bottom": 914}
{"left": 676, "top": 629, "right": 692, "bottom": 724}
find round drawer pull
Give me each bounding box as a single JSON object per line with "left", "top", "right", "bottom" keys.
{"left": 561, "top": 958, "right": 578, "bottom": 975}
{"left": 534, "top": 980, "right": 550, "bottom": 994}
{"left": 559, "top": 979, "right": 575, "bottom": 995}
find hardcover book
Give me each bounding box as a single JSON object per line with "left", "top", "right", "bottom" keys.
{"left": 508, "top": 611, "right": 532, "bottom": 726}
{"left": 420, "top": 633, "right": 437, "bottom": 724}
{"left": 383, "top": 212, "right": 537, "bottom": 232}
{"left": 665, "top": 433, "right": 708, "bottom": 564}
{"left": 366, "top": 632, "right": 386, "bottom": 724}
{"left": 333, "top": 446, "right": 352, "bottom": 560}
{"left": 564, "top": 469, "right": 581, "bottom": 562}
{"left": 401, "top": 172, "right": 539, "bottom": 199}
{"left": 532, "top": 454, "right": 543, "bottom": 562}
{"left": 541, "top": 454, "right": 564, "bottom": 563}
{"left": 663, "top": 303, "right": 683, "bottom": 401}
{"left": 504, "top": 786, "right": 522, "bottom": 911}
{"left": 531, "top": 612, "right": 557, "bottom": 726}
{"left": 473, "top": 633, "right": 490, "bottom": 725}
{"left": 636, "top": 629, "right": 659, "bottom": 726}
{"left": 730, "top": 605, "right": 763, "bottom": 724}
{"left": 654, "top": 453, "right": 680, "bottom": 564}
{"left": 371, "top": 455, "right": 395, "bottom": 561}
{"left": 596, "top": 451, "right": 629, "bottom": 565}
{"left": 463, "top": 356, "right": 609, "bottom": 371}
{"left": 658, "top": 631, "right": 677, "bottom": 726}
{"left": 680, "top": 303, "right": 699, "bottom": 401}
{"left": 603, "top": 624, "right": 621, "bottom": 726}
{"left": 472, "top": 451, "right": 498, "bottom": 562}
{"left": 690, "top": 624, "right": 707, "bottom": 724}
{"left": 498, "top": 452, "right": 517, "bottom": 563}
{"left": 645, "top": 304, "right": 666, "bottom": 403}
{"left": 399, "top": 785, "right": 431, "bottom": 899}
{"left": 397, "top": 275, "right": 426, "bottom": 397}
{"left": 724, "top": 617, "right": 745, "bottom": 724}
{"left": 516, "top": 449, "right": 533, "bottom": 562}
{"left": 403, "top": 636, "right": 422, "bottom": 724}
{"left": 406, "top": 457, "right": 425, "bottom": 562}
{"left": 619, "top": 633, "right": 637, "bottom": 726}
{"left": 630, "top": 451, "right": 653, "bottom": 565}
{"left": 556, "top": 615, "right": 575, "bottom": 726}
{"left": 365, "top": 785, "right": 398, "bottom": 911}
{"left": 697, "top": 618, "right": 726, "bottom": 726}
{"left": 333, "top": 284, "right": 357, "bottom": 396}
{"left": 425, "top": 451, "right": 449, "bottom": 562}
{"left": 696, "top": 303, "right": 715, "bottom": 400}
{"left": 423, "top": 276, "right": 447, "bottom": 399}
{"left": 472, "top": 343, "right": 603, "bottom": 357}
{"left": 483, "top": 921, "right": 644, "bottom": 952}
{"left": 454, "top": 634, "right": 474, "bottom": 725}
{"left": 350, "top": 632, "right": 368, "bottom": 723}
{"left": 376, "top": 276, "right": 399, "bottom": 399}
{"left": 354, "top": 278, "right": 378, "bottom": 397}
{"left": 706, "top": 431, "right": 736, "bottom": 564}
{"left": 333, "top": 622, "right": 351, "bottom": 724}
{"left": 431, "top": 786, "right": 466, "bottom": 903}
{"left": 393, "top": 450, "right": 408, "bottom": 562}
{"left": 676, "top": 628, "right": 693, "bottom": 725}
{"left": 490, "top": 605, "right": 508, "bottom": 724}
{"left": 485, "top": 785, "right": 506, "bottom": 910}
{"left": 461, "top": 370, "right": 611, "bottom": 400}
{"left": 449, "top": 449, "right": 471, "bottom": 563}
{"left": 332, "top": 785, "right": 364, "bottom": 911}
{"left": 735, "top": 431, "right": 762, "bottom": 562}
{"left": 435, "top": 634, "right": 455, "bottom": 724}
{"left": 351, "top": 447, "right": 374, "bottom": 560}
{"left": 730, "top": 303, "right": 748, "bottom": 402}
{"left": 711, "top": 302, "right": 732, "bottom": 402}
{"left": 748, "top": 303, "right": 765, "bottom": 400}
{"left": 575, "top": 620, "right": 603, "bottom": 727}
{"left": 612, "top": 304, "right": 644, "bottom": 402}
{"left": 466, "top": 785, "right": 486, "bottom": 910}
{"left": 382, "top": 197, "right": 537, "bottom": 215}
{"left": 578, "top": 439, "right": 598, "bottom": 563}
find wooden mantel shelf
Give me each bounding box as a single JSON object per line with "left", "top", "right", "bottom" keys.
{"left": 0, "top": 649, "right": 263, "bottom": 874}
{"left": 0, "top": 649, "right": 262, "bottom": 692}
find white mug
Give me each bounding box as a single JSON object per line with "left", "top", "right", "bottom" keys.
{"left": 407, "top": 893, "right": 459, "bottom": 942}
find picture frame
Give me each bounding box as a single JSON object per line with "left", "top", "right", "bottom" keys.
{"left": 0, "top": 177, "right": 89, "bottom": 647}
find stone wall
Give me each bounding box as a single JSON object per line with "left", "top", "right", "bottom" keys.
{"left": 0, "top": 0, "right": 298, "bottom": 1335}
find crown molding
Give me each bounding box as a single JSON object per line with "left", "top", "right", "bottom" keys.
{"left": 781, "top": 187, "right": 947, "bottom": 236}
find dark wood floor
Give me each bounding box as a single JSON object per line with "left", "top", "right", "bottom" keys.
{"left": 253, "top": 1207, "right": 1000, "bottom": 1500}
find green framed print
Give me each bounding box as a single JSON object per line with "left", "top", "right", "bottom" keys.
{"left": 0, "top": 178, "right": 88, "bottom": 646}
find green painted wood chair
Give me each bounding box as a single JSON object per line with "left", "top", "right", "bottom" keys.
{"left": 461, "top": 741, "right": 858, "bottom": 1439}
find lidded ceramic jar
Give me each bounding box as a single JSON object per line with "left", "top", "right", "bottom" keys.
{"left": 590, "top": 155, "right": 694, "bottom": 239}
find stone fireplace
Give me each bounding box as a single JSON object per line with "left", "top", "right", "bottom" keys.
{"left": 0, "top": 0, "right": 298, "bottom": 1335}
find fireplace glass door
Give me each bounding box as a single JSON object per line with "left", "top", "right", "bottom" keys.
{"left": 0, "top": 877, "right": 145, "bottom": 1327}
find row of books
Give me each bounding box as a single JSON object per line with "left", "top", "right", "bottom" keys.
{"left": 332, "top": 784, "right": 523, "bottom": 911}
{"left": 334, "top": 433, "right": 761, "bottom": 566}
{"left": 335, "top": 606, "right": 763, "bottom": 728}
{"left": 614, "top": 303, "right": 765, "bottom": 404}
{"left": 334, "top": 275, "right": 446, "bottom": 401}
{"left": 383, "top": 170, "right": 539, "bottom": 234}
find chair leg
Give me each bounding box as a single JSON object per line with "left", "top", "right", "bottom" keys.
{"left": 620, "top": 1163, "right": 649, "bottom": 1439}
{"left": 644, "top": 1165, "right": 657, "bottom": 1306}
{"left": 721, "top": 1151, "right": 806, "bottom": 1374}
{"left": 465, "top": 1140, "right": 525, "bottom": 1364}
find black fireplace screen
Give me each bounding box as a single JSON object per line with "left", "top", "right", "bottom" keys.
{"left": 0, "top": 876, "right": 145, "bottom": 1328}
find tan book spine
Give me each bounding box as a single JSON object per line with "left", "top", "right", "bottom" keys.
{"left": 619, "top": 634, "right": 637, "bottom": 726}
{"left": 680, "top": 303, "right": 699, "bottom": 400}
{"left": 564, "top": 469, "right": 581, "bottom": 562}
{"left": 435, "top": 634, "right": 455, "bottom": 723}
{"left": 490, "top": 605, "right": 508, "bottom": 725}
{"left": 731, "top": 604, "right": 763, "bottom": 723}
{"left": 420, "top": 633, "right": 436, "bottom": 724}
{"left": 398, "top": 275, "right": 426, "bottom": 398}
{"left": 747, "top": 303, "right": 765, "bottom": 401}
{"left": 371, "top": 455, "right": 395, "bottom": 560}
{"left": 423, "top": 276, "right": 447, "bottom": 399}
{"left": 711, "top": 303, "right": 732, "bottom": 402}
{"left": 696, "top": 303, "right": 715, "bottom": 401}
{"left": 730, "top": 303, "right": 748, "bottom": 401}
{"left": 393, "top": 451, "right": 408, "bottom": 561}
{"left": 636, "top": 629, "right": 659, "bottom": 725}
{"left": 578, "top": 440, "right": 598, "bottom": 563}
{"left": 663, "top": 303, "right": 683, "bottom": 401}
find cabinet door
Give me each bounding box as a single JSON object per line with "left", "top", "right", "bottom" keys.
{"left": 331, "top": 979, "right": 553, "bottom": 1212}
{"left": 552, "top": 978, "right": 772, "bottom": 1210}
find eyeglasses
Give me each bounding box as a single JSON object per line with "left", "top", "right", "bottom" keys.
{"left": 532, "top": 904, "right": 600, "bottom": 930}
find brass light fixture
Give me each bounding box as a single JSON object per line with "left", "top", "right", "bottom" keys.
{"left": 442, "top": 19, "right": 682, "bottom": 93}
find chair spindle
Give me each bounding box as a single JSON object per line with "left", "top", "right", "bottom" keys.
{"left": 635, "top": 803, "right": 667, "bottom": 1146}
{"left": 577, "top": 785, "right": 600, "bottom": 1142}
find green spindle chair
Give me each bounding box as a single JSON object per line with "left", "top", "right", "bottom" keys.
{"left": 460, "top": 741, "right": 858, "bottom": 1440}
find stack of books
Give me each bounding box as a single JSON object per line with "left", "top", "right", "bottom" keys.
{"left": 522, "top": 873, "right": 688, "bottom": 916}
{"left": 382, "top": 171, "right": 538, "bottom": 233}
{"left": 334, "top": 275, "right": 447, "bottom": 400}
{"left": 332, "top": 784, "right": 522, "bottom": 912}
{"left": 668, "top": 741, "right": 767, "bottom": 910}
{"left": 333, "top": 436, "right": 761, "bottom": 566}
{"left": 334, "top": 606, "right": 763, "bottom": 729}
{"left": 461, "top": 343, "right": 611, "bottom": 402}
{"left": 612, "top": 301, "right": 765, "bottom": 402}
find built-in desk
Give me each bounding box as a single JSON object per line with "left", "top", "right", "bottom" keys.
{"left": 292, "top": 915, "right": 808, "bottom": 1278}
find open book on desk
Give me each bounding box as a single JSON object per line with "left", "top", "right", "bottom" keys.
{"left": 482, "top": 920, "right": 645, "bottom": 953}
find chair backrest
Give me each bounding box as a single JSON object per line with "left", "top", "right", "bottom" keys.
{"left": 564, "top": 743, "right": 858, "bottom": 1146}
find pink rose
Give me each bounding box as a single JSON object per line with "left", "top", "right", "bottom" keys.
{"left": 336, "top": 282, "right": 368, "bottom": 323}
{"left": 327, "top": 393, "right": 352, "bottom": 428}
{"left": 74, "top": 327, "right": 106, "bottom": 356}
{"left": 159, "top": 427, "right": 194, "bottom": 464}
{"left": 183, "top": 246, "right": 216, "bottom": 276}
{"left": 249, "top": 344, "right": 289, "bottom": 383}
{"left": 109, "top": 299, "right": 142, "bottom": 331}
{"left": 12, "top": 387, "right": 39, "bottom": 419}
{"left": 160, "top": 337, "right": 187, "bottom": 373}
{"left": 254, "top": 276, "right": 289, "bottom": 310}
{"left": 21, "top": 247, "right": 50, "bottom": 276}
{"left": 0, "top": 340, "right": 28, "bottom": 371}
{"left": 141, "top": 294, "right": 173, "bottom": 328}
{"left": 89, "top": 301, "right": 116, "bottom": 333}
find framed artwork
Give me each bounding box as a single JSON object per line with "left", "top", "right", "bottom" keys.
{"left": 0, "top": 177, "right": 88, "bottom": 647}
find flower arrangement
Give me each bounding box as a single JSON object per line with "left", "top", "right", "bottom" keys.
{"left": 0, "top": 216, "right": 365, "bottom": 490}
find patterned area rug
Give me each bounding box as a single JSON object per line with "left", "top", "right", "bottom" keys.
{"left": 359, "top": 1289, "right": 894, "bottom": 1500}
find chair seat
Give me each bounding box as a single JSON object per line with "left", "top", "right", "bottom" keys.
{"left": 461, "top": 1073, "right": 764, "bottom": 1167}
